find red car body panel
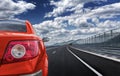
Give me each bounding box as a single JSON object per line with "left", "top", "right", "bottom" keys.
{"left": 0, "top": 20, "right": 48, "bottom": 76}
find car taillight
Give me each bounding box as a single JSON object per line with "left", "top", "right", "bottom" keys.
{"left": 11, "top": 44, "right": 26, "bottom": 58}
{"left": 2, "top": 40, "right": 39, "bottom": 64}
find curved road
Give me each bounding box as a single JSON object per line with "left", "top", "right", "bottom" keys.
{"left": 46, "top": 45, "right": 120, "bottom": 76}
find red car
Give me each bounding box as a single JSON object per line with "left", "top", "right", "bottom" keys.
{"left": 0, "top": 20, "right": 48, "bottom": 76}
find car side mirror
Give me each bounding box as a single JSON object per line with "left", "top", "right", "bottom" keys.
{"left": 42, "top": 37, "right": 49, "bottom": 42}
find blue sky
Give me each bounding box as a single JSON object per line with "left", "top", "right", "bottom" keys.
{"left": 1, "top": 0, "right": 120, "bottom": 45}
{"left": 15, "top": 0, "right": 53, "bottom": 24}
{"left": 14, "top": 0, "right": 120, "bottom": 24}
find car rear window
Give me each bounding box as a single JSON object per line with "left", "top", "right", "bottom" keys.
{"left": 0, "top": 20, "right": 26, "bottom": 32}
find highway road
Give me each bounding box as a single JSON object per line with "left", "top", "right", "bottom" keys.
{"left": 46, "top": 45, "right": 120, "bottom": 76}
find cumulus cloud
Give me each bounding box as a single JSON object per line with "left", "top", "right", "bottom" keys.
{"left": 45, "top": 0, "right": 107, "bottom": 17}
{"left": 92, "top": 17, "right": 99, "bottom": 23}
{"left": 0, "top": 0, "right": 35, "bottom": 19}
{"left": 98, "top": 20, "right": 120, "bottom": 28}
{"left": 85, "top": 2, "right": 120, "bottom": 19}
{"left": 45, "top": 0, "right": 83, "bottom": 17}
{"left": 34, "top": 0, "right": 120, "bottom": 45}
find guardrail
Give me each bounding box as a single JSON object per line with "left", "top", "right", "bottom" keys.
{"left": 74, "top": 27, "right": 120, "bottom": 47}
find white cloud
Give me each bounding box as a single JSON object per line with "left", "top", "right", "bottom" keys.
{"left": 86, "top": 2, "right": 120, "bottom": 19}
{"left": 34, "top": 1, "right": 120, "bottom": 46}
{"left": 98, "top": 20, "right": 120, "bottom": 28}
{"left": 45, "top": 0, "right": 107, "bottom": 17}
{"left": 92, "top": 17, "right": 99, "bottom": 23}
{"left": 0, "top": 0, "right": 35, "bottom": 18}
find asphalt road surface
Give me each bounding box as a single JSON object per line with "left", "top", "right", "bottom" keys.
{"left": 46, "top": 45, "right": 120, "bottom": 76}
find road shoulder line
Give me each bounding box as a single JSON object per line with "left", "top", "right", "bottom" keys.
{"left": 67, "top": 47, "right": 103, "bottom": 76}
{"left": 70, "top": 46, "right": 120, "bottom": 63}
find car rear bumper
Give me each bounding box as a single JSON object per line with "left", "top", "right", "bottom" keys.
{"left": 0, "top": 53, "right": 48, "bottom": 76}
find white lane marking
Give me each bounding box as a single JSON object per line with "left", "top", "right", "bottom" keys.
{"left": 52, "top": 51, "right": 56, "bottom": 54}
{"left": 70, "top": 46, "right": 120, "bottom": 63}
{"left": 67, "top": 47, "right": 103, "bottom": 76}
